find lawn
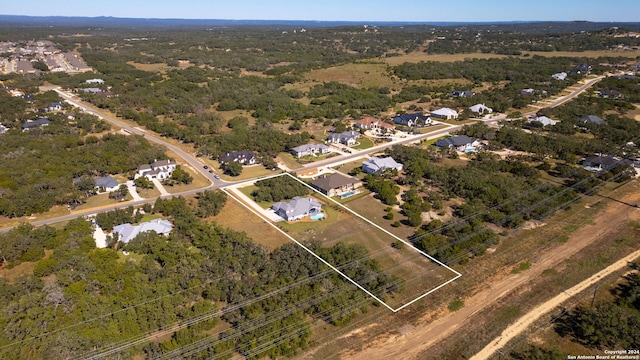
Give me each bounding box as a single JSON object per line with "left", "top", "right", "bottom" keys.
{"left": 216, "top": 163, "right": 279, "bottom": 182}
{"left": 276, "top": 152, "right": 304, "bottom": 170}
{"left": 332, "top": 159, "right": 368, "bottom": 177}
{"left": 74, "top": 193, "right": 130, "bottom": 211}
{"left": 352, "top": 137, "right": 374, "bottom": 150}
{"left": 208, "top": 196, "right": 291, "bottom": 251}
{"left": 0, "top": 205, "right": 69, "bottom": 229}
{"left": 415, "top": 124, "right": 449, "bottom": 134}
{"left": 136, "top": 186, "right": 161, "bottom": 199}
{"left": 274, "top": 189, "right": 458, "bottom": 310}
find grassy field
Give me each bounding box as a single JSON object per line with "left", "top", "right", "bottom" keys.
{"left": 74, "top": 193, "right": 130, "bottom": 211}
{"left": 276, "top": 152, "right": 305, "bottom": 170}
{"left": 216, "top": 164, "right": 279, "bottom": 182}
{"left": 352, "top": 137, "right": 375, "bottom": 150}
{"left": 382, "top": 50, "right": 640, "bottom": 66}
{"left": 277, "top": 192, "right": 458, "bottom": 309}
{"left": 332, "top": 159, "right": 368, "bottom": 177}
{"left": 0, "top": 205, "right": 69, "bottom": 229}
{"left": 126, "top": 61, "right": 192, "bottom": 72}
{"left": 208, "top": 195, "right": 291, "bottom": 251}
{"left": 136, "top": 187, "right": 161, "bottom": 199}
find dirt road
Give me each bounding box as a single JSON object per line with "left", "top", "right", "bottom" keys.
{"left": 342, "top": 183, "right": 640, "bottom": 360}
{"left": 471, "top": 247, "right": 640, "bottom": 360}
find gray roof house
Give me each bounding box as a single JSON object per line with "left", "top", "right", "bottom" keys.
{"left": 528, "top": 116, "right": 558, "bottom": 126}
{"left": 469, "top": 104, "right": 493, "bottom": 114}
{"left": 362, "top": 156, "right": 403, "bottom": 174}
{"left": 552, "top": 72, "right": 567, "bottom": 81}
{"left": 430, "top": 108, "right": 459, "bottom": 120}
{"left": 578, "top": 115, "right": 606, "bottom": 125}
{"left": 21, "top": 118, "right": 50, "bottom": 131}
{"left": 218, "top": 150, "right": 256, "bottom": 165}
{"left": 435, "top": 135, "right": 479, "bottom": 151}
{"left": 291, "top": 143, "right": 331, "bottom": 158}
{"left": 328, "top": 130, "right": 361, "bottom": 146}
{"left": 452, "top": 90, "right": 474, "bottom": 97}
{"left": 583, "top": 155, "right": 634, "bottom": 173}
{"left": 310, "top": 173, "right": 362, "bottom": 197}
{"left": 271, "top": 196, "right": 322, "bottom": 222}
{"left": 113, "top": 218, "right": 173, "bottom": 244}
{"left": 75, "top": 176, "right": 120, "bottom": 193}
{"left": 392, "top": 113, "right": 432, "bottom": 127}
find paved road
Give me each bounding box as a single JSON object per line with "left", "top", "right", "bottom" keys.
{"left": 5, "top": 77, "right": 605, "bottom": 233}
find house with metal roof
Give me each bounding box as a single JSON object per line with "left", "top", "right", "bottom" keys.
{"left": 113, "top": 218, "right": 173, "bottom": 244}
{"left": 452, "top": 90, "right": 474, "bottom": 97}
{"left": 362, "top": 156, "right": 403, "bottom": 174}
{"left": 431, "top": 108, "right": 459, "bottom": 120}
{"left": 271, "top": 196, "right": 322, "bottom": 221}
{"left": 310, "top": 173, "right": 362, "bottom": 197}
{"left": 552, "top": 72, "right": 567, "bottom": 81}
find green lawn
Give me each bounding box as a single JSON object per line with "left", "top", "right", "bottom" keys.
{"left": 216, "top": 163, "right": 280, "bottom": 181}
{"left": 276, "top": 152, "right": 304, "bottom": 170}
{"left": 352, "top": 137, "right": 374, "bottom": 150}
{"left": 74, "top": 193, "right": 131, "bottom": 211}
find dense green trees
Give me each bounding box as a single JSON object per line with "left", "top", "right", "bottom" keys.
{"left": 195, "top": 190, "right": 227, "bottom": 217}
{"left": 0, "top": 196, "right": 398, "bottom": 359}
{"left": 252, "top": 176, "right": 309, "bottom": 202}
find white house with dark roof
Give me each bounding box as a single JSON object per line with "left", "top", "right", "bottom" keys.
{"left": 113, "top": 218, "right": 173, "bottom": 244}
{"left": 431, "top": 108, "right": 459, "bottom": 120}
{"left": 327, "top": 130, "right": 361, "bottom": 146}
{"left": 552, "top": 72, "right": 567, "bottom": 81}
{"left": 75, "top": 176, "right": 120, "bottom": 193}
{"left": 218, "top": 150, "right": 256, "bottom": 165}
{"left": 86, "top": 78, "right": 104, "bottom": 84}
{"left": 271, "top": 196, "right": 322, "bottom": 222}
{"left": 392, "top": 113, "right": 432, "bottom": 127}
{"left": 362, "top": 156, "right": 403, "bottom": 174}
{"left": 136, "top": 159, "right": 177, "bottom": 180}
{"left": 435, "top": 135, "right": 479, "bottom": 152}
{"left": 291, "top": 143, "right": 331, "bottom": 158}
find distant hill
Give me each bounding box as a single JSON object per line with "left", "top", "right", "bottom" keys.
{"left": 0, "top": 15, "right": 639, "bottom": 32}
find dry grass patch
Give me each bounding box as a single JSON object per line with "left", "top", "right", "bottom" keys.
{"left": 384, "top": 52, "right": 509, "bottom": 66}
{"left": 304, "top": 63, "right": 395, "bottom": 89}
{"left": 126, "top": 61, "right": 192, "bottom": 72}
{"left": 208, "top": 196, "right": 290, "bottom": 251}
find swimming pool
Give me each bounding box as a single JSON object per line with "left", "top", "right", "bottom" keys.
{"left": 310, "top": 213, "right": 325, "bottom": 220}
{"left": 340, "top": 191, "right": 356, "bottom": 199}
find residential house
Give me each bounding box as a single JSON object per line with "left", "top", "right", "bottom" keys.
{"left": 327, "top": 130, "right": 361, "bottom": 146}
{"left": 452, "top": 90, "right": 474, "bottom": 97}
{"left": 578, "top": 115, "right": 606, "bottom": 125}
{"left": 0, "top": 123, "right": 8, "bottom": 134}
{"left": 520, "top": 88, "right": 535, "bottom": 96}
{"left": 82, "top": 87, "right": 104, "bottom": 94}
{"left": 218, "top": 150, "right": 256, "bottom": 165}
{"left": 113, "top": 218, "right": 173, "bottom": 244}
{"left": 435, "top": 135, "right": 480, "bottom": 152}
{"left": 569, "top": 63, "right": 591, "bottom": 75}
{"left": 392, "top": 113, "right": 432, "bottom": 127}
{"left": 310, "top": 173, "right": 362, "bottom": 197}
{"left": 291, "top": 143, "right": 331, "bottom": 158}
{"left": 75, "top": 176, "right": 120, "bottom": 193}
{"left": 136, "top": 159, "right": 177, "bottom": 180}
{"left": 528, "top": 116, "right": 558, "bottom": 126}
{"left": 430, "top": 108, "right": 459, "bottom": 120}
{"left": 597, "top": 89, "right": 622, "bottom": 99}
{"left": 271, "top": 196, "right": 322, "bottom": 221}
{"left": 469, "top": 104, "right": 493, "bottom": 115}
{"left": 45, "top": 102, "right": 63, "bottom": 112}
{"left": 552, "top": 72, "right": 567, "bottom": 80}
{"left": 583, "top": 155, "right": 634, "bottom": 173}
{"left": 86, "top": 78, "right": 104, "bottom": 84}
{"left": 362, "top": 156, "right": 403, "bottom": 174}
{"left": 21, "top": 118, "right": 50, "bottom": 131}
{"left": 353, "top": 117, "right": 383, "bottom": 130}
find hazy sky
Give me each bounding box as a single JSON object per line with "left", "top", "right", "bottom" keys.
{"left": 4, "top": 0, "right": 640, "bottom": 22}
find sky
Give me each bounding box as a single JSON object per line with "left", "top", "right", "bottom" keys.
{"left": 4, "top": 0, "right": 640, "bottom": 22}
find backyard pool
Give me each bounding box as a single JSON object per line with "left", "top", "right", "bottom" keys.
{"left": 340, "top": 191, "right": 356, "bottom": 199}
{"left": 310, "top": 213, "right": 326, "bottom": 221}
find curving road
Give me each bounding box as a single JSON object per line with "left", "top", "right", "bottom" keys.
{"left": 4, "top": 76, "right": 606, "bottom": 233}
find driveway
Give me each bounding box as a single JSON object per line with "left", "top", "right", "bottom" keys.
{"left": 125, "top": 180, "right": 143, "bottom": 201}
{"left": 151, "top": 178, "right": 170, "bottom": 197}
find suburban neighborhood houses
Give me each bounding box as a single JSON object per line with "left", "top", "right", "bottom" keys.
{"left": 271, "top": 196, "right": 323, "bottom": 221}
{"left": 362, "top": 156, "right": 403, "bottom": 174}
{"left": 218, "top": 150, "right": 257, "bottom": 165}
{"left": 393, "top": 113, "right": 432, "bottom": 127}
{"left": 435, "top": 135, "right": 480, "bottom": 152}
{"left": 328, "top": 130, "right": 361, "bottom": 146}
{"left": 112, "top": 218, "right": 173, "bottom": 244}
{"left": 291, "top": 143, "right": 331, "bottom": 158}
{"left": 310, "top": 173, "right": 362, "bottom": 197}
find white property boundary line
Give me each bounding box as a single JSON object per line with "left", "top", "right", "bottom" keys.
{"left": 222, "top": 172, "right": 461, "bottom": 312}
